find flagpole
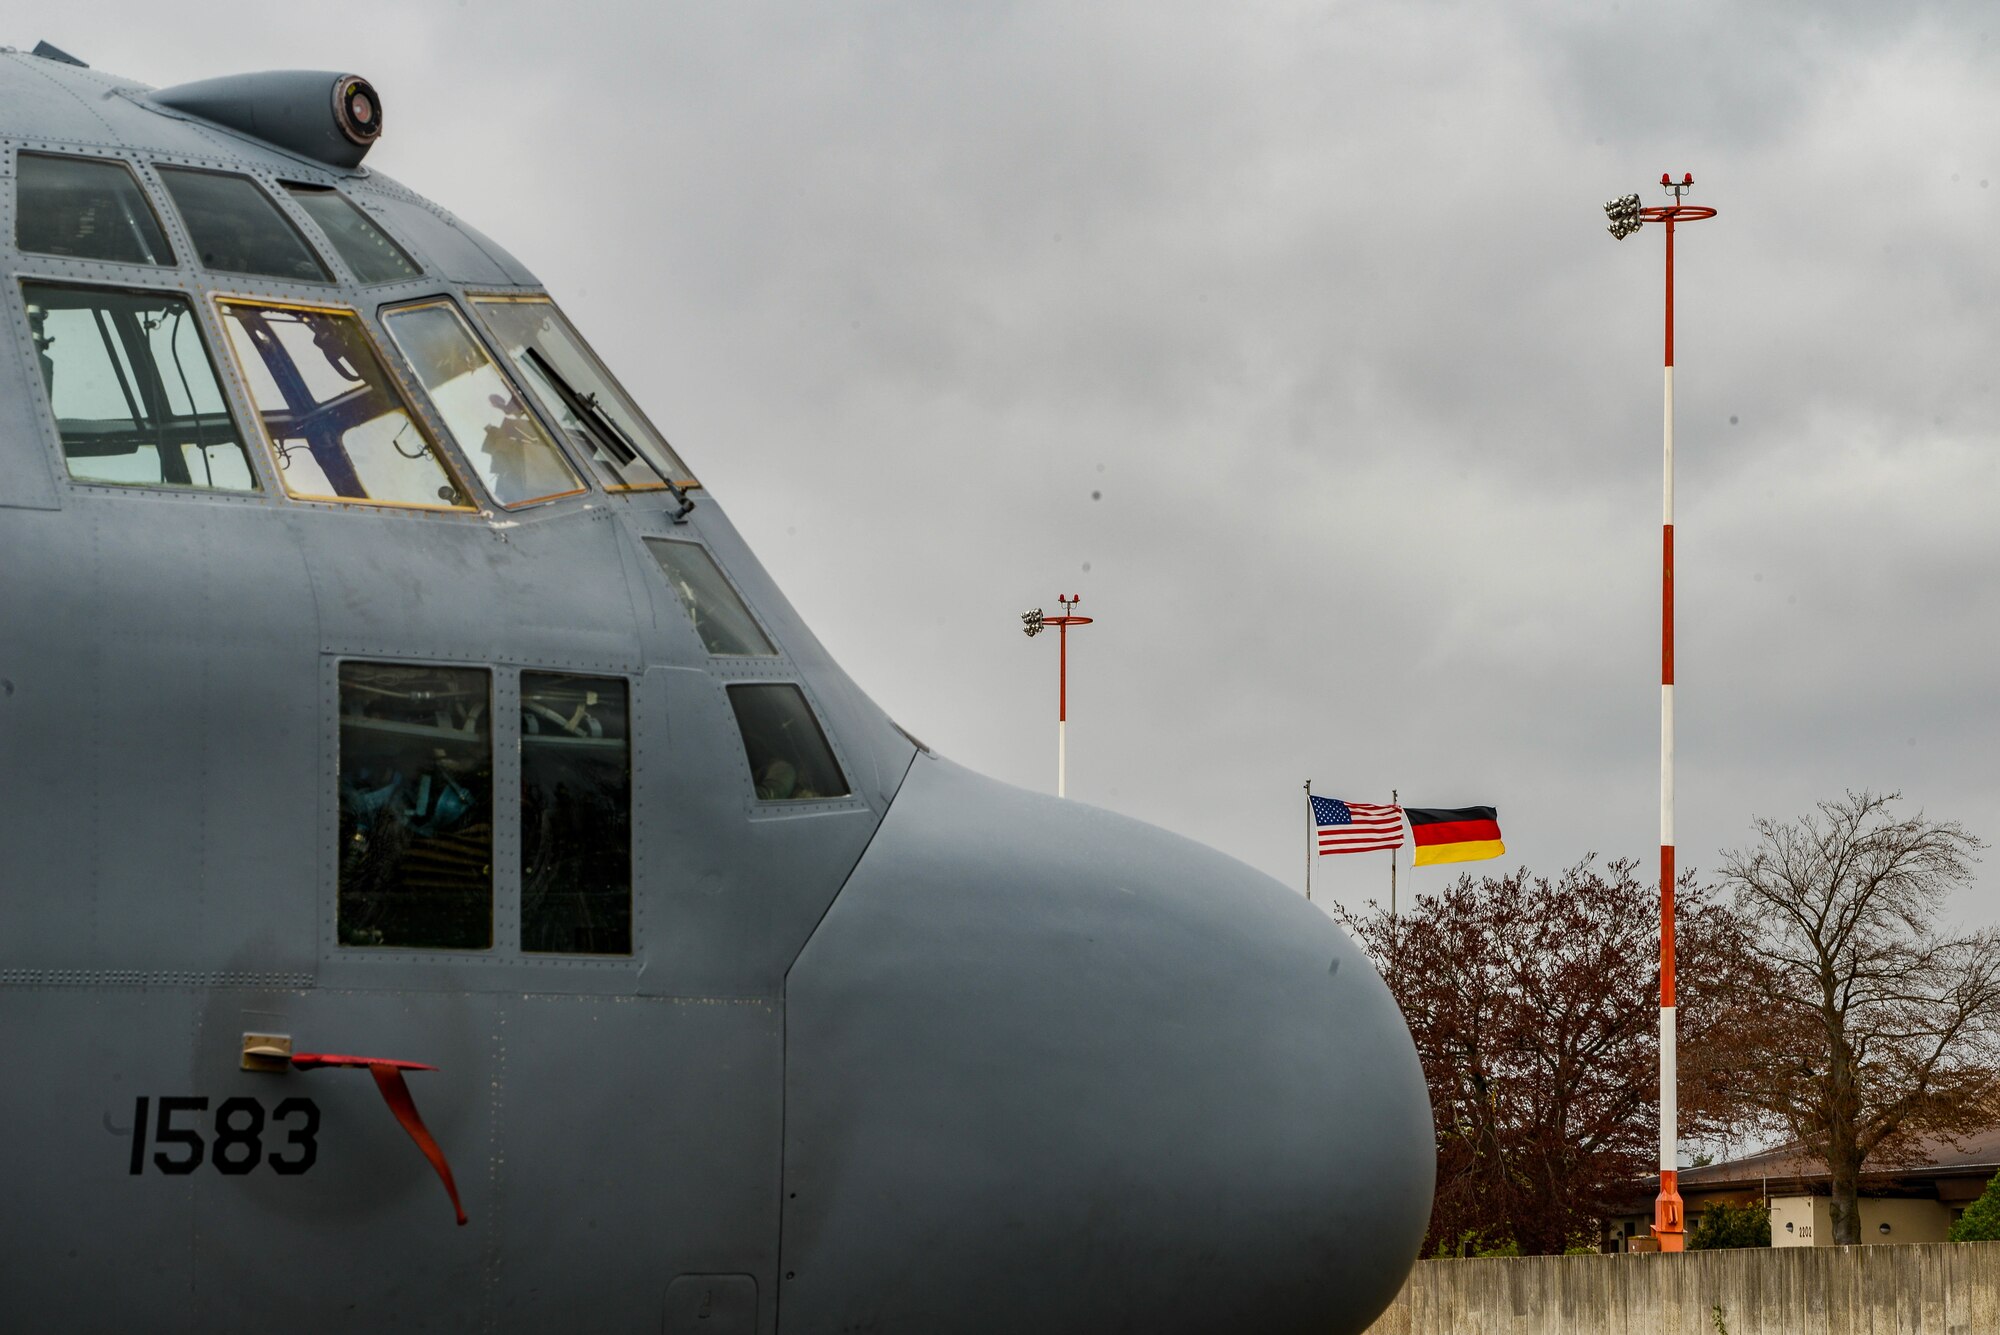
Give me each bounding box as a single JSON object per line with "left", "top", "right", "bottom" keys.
{"left": 1304, "top": 779, "right": 1314, "bottom": 902}
{"left": 1389, "top": 787, "right": 1399, "bottom": 922}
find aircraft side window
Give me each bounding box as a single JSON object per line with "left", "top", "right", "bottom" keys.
{"left": 20, "top": 280, "right": 257, "bottom": 490}
{"left": 644, "top": 539, "right": 777, "bottom": 657}
{"left": 521, "top": 672, "right": 632, "bottom": 955}
{"left": 470, "top": 296, "right": 697, "bottom": 492}
{"left": 217, "top": 300, "right": 473, "bottom": 509}
{"left": 284, "top": 185, "right": 421, "bottom": 285}
{"left": 382, "top": 300, "right": 584, "bottom": 508}
{"left": 337, "top": 662, "right": 494, "bottom": 951}
{"left": 15, "top": 153, "right": 174, "bottom": 266}
{"left": 727, "top": 684, "right": 850, "bottom": 802}
{"left": 154, "top": 167, "right": 332, "bottom": 284}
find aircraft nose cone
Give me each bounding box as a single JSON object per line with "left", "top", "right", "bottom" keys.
{"left": 779, "top": 758, "right": 1433, "bottom": 1335}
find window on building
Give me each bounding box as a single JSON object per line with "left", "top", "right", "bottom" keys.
{"left": 20, "top": 280, "right": 255, "bottom": 489}
{"left": 471, "top": 296, "right": 695, "bottom": 491}
{"left": 337, "top": 662, "right": 493, "bottom": 950}
{"left": 16, "top": 153, "right": 173, "bottom": 266}
{"left": 521, "top": 672, "right": 631, "bottom": 954}
{"left": 644, "top": 539, "right": 776, "bottom": 656}
{"left": 155, "top": 167, "right": 331, "bottom": 283}
{"left": 218, "top": 299, "right": 471, "bottom": 508}
{"left": 727, "top": 684, "right": 849, "bottom": 802}
{"left": 284, "top": 185, "right": 421, "bottom": 285}
{"left": 382, "top": 300, "right": 583, "bottom": 507}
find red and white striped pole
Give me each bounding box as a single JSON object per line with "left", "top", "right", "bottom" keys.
{"left": 1022, "top": 595, "right": 1094, "bottom": 797}
{"left": 1609, "top": 175, "right": 1714, "bottom": 1253}
{"left": 1652, "top": 175, "right": 1712, "bottom": 1255}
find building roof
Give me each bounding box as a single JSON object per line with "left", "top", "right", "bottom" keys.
{"left": 1676, "top": 1124, "right": 2000, "bottom": 1195}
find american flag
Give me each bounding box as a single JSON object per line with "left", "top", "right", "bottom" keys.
{"left": 1310, "top": 796, "right": 1405, "bottom": 855}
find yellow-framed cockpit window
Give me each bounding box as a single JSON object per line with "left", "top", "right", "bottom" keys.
{"left": 381, "top": 299, "right": 584, "bottom": 508}
{"left": 470, "top": 295, "right": 698, "bottom": 492}
{"left": 216, "top": 298, "right": 473, "bottom": 509}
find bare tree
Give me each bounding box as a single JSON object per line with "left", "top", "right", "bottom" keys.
{"left": 1711, "top": 791, "right": 2000, "bottom": 1245}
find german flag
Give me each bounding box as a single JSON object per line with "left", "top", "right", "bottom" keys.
{"left": 1406, "top": 806, "right": 1505, "bottom": 866}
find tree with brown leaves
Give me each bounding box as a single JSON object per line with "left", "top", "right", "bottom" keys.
{"left": 1707, "top": 791, "right": 2000, "bottom": 1246}
{"left": 1342, "top": 857, "right": 1734, "bottom": 1255}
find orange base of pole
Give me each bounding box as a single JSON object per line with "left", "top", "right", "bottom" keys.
{"left": 1653, "top": 1168, "right": 1685, "bottom": 1251}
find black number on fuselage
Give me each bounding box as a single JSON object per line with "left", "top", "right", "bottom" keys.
{"left": 152, "top": 1096, "right": 208, "bottom": 1175}
{"left": 212, "top": 1097, "right": 265, "bottom": 1175}
{"left": 268, "top": 1097, "right": 320, "bottom": 1175}
{"left": 127, "top": 1096, "right": 150, "bottom": 1175}
{"left": 126, "top": 1096, "right": 319, "bottom": 1176}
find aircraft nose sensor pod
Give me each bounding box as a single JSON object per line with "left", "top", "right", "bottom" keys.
{"left": 151, "top": 69, "right": 384, "bottom": 167}
{"left": 0, "top": 44, "right": 1432, "bottom": 1335}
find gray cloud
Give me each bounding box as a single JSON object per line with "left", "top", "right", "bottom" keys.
{"left": 48, "top": 0, "right": 2000, "bottom": 922}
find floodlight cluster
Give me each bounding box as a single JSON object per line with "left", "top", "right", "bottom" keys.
{"left": 1604, "top": 193, "right": 1644, "bottom": 240}
{"left": 1021, "top": 608, "right": 1045, "bottom": 637}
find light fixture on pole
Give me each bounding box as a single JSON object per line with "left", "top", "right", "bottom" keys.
{"left": 1606, "top": 169, "right": 1716, "bottom": 1255}
{"left": 1603, "top": 192, "right": 1644, "bottom": 240}
{"left": 1021, "top": 594, "right": 1093, "bottom": 797}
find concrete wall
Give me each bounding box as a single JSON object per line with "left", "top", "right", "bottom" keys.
{"left": 1363, "top": 1241, "right": 2000, "bottom": 1335}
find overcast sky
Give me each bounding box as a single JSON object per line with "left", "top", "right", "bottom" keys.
{"left": 45, "top": 1, "right": 2000, "bottom": 923}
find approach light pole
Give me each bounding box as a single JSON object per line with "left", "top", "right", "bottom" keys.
{"left": 1606, "top": 172, "right": 1716, "bottom": 1254}
{"left": 1021, "top": 595, "right": 1093, "bottom": 797}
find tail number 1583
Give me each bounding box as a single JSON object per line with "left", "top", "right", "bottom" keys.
{"left": 125, "top": 1095, "right": 320, "bottom": 1176}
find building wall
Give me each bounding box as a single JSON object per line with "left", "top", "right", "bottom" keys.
{"left": 1772, "top": 1195, "right": 1952, "bottom": 1247}
{"left": 1362, "top": 1241, "right": 2000, "bottom": 1335}
{"left": 1860, "top": 1197, "right": 1953, "bottom": 1245}
{"left": 1771, "top": 1194, "right": 1827, "bottom": 1247}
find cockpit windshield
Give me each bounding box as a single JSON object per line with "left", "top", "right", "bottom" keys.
{"left": 471, "top": 296, "right": 695, "bottom": 492}
{"left": 383, "top": 300, "right": 583, "bottom": 508}
{"left": 218, "top": 300, "right": 471, "bottom": 509}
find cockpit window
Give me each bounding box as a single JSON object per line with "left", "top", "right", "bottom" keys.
{"left": 382, "top": 300, "right": 583, "bottom": 507}
{"left": 218, "top": 300, "right": 472, "bottom": 509}
{"left": 284, "top": 185, "right": 421, "bottom": 285}
{"left": 521, "top": 672, "right": 632, "bottom": 954}
{"left": 727, "top": 684, "right": 850, "bottom": 802}
{"left": 15, "top": 154, "right": 173, "bottom": 266}
{"left": 338, "top": 662, "right": 493, "bottom": 950}
{"left": 644, "top": 539, "right": 777, "bottom": 656}
{"left": 21, "top": 281, "right": 255, "bottom": 490}
{"left": 155, "top": 168, "right": 332, "bottom": 284}
{"left": 471, "top": 296, "right": 697, "bottom": 491}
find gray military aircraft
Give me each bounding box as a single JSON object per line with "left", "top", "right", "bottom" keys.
{"left": 0, "top": 41, "right": 1433, "bottom": 1334}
